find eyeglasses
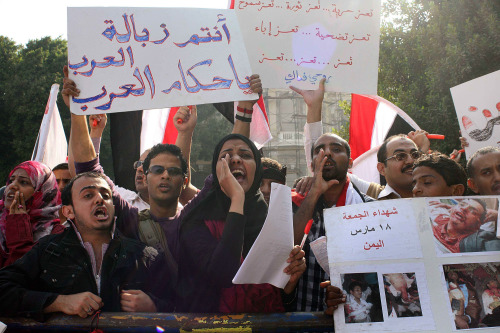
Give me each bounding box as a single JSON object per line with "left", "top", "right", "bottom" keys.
{"left": 146, "top": 165, "right": 184, "bottom": 177}
{"left": 133, "top": 160, "right": 144, "bottom": 169}
{"left": 385, "top": 151, "right": 422, "bottom": 162}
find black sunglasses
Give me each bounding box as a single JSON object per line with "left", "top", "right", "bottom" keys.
{"left": 133, "top": 160, "right": 144, "bottom": 169}
{"left": 146, "top": 165, "right": 184, "bottom": 177}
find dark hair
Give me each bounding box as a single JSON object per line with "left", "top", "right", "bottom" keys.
{"left": 261, "top": 157, "right": 287, "bottom": 183}
{"left": 262, "top": 157, "right": 283, "bottom": 170}
{"left": 52, "top": 163, "right": 69, "bottom": 171}
{"left": 61, "top": 172, "right": 108, "bottom": 206}
{"left": 413, "top": 153, "right": 467, "bottom": 189}
{"left": 310, "top": 134, "right": 351, "bottom": 159}
{"left": 470, "top": 198, "right": 487, "bottom": 224}
{"left": 466, "top": 146, "right": 500, "bottom": 178}
{"left": 143, "top": 144, "right": 188, "bottom": 176}
{"left": 349, "top": 281, "right": 364, "bottom": 292}
{"left": 377, "top": 134, "right": 408, "bottom": 164}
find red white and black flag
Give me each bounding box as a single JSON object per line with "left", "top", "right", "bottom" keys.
{"left": 349, "top": 94, "right": 420, "bottom": 183}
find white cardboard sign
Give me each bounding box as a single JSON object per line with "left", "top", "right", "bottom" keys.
{"left": 325, "top": 196, "right": 500, "bottom": 332}
{"left": 450, "top": 70, "right": 500, "bottom": 158}
{"left": 236, "top": 0, "right": 381, "bottom": 93}
{"left": 68, "top": 7, "right": 257, "bottom": 115}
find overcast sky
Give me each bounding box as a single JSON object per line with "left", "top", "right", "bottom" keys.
{"left": 0, "top": 0, "right": 229, "bottom": 45}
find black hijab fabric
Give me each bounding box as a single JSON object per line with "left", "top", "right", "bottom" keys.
{"left": 183, "top": 134, "right": 267, "bottom": 256}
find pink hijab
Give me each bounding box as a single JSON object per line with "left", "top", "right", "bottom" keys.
{"left": 0, "top": 161, "right": 61, "bottom": 240}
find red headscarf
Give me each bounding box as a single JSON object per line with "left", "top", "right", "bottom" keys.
{"left": 0, "top": 161, "right": 61, "bottom": 241}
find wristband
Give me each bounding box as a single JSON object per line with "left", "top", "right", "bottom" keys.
{"left": 236, "top": 106, "right": 253, "bottom": 123}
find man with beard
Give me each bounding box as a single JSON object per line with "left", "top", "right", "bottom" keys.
{"left": 292, "top": 133, "right": 372, "bottom": 311}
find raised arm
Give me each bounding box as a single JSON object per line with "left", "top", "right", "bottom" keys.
{"left": 62, "top": 66, "right": 96, "bottom": 164}
{"left": 232, "top": 74, "right": 262, "bottom": 138}
{"left": 174, "top": 105, "right": 198, "bottom": 204}
{"left": 89, "top": 114, "right": 107, "bottom": 155}
{"left": 290, "top": 78, "right": 326, "bottom": 174}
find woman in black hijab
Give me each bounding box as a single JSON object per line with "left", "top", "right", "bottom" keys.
{"left": 177, "top": 134, "right": 305, "bottom": 313}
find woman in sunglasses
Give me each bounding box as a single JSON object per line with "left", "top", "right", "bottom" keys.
{"left": 177, "top": 134, "right": 305, "bottom": 313}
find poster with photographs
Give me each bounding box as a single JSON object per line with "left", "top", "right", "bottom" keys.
{"left": 324, "top": 196, "right": 500, "bottom": 332}
{"left": 443, "top": 262, "right": 500, "bottom": 330}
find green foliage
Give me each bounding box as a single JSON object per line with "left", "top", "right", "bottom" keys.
{"left": 378, "top": 0, "right": 500, "bottom": 155}
{"left": 0, "top": 36, "right": 114, "bottom": 182}
{"left": 0, "top": 37, "right": 68, "bottom": 181}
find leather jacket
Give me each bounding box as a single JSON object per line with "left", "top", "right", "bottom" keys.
{"left": 0, "top": 224, "right": 174, "bottom": 320}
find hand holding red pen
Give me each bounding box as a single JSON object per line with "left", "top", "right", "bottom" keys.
{"left": 283, "top": 245, "right": 306, "bottom": 294}
{"left": 174, "top": 105, "right": 197, "bottom": 133}
{"left": 89, "top": 114, "right": 107, "bottom": 138}
{"left": 450, "top": 149, "right": 465, "bottom": 161}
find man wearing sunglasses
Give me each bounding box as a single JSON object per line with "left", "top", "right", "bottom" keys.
{"left": 368, "top": 132, "right": 429, "bottom": 200}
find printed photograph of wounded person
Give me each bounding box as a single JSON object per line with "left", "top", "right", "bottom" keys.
{"left": 383, "top": 273, "right": 422, "bottom": 318}
{"left": 342, "top": 272, "right": 384, "bottom": 324}
{"left": 427, "top": 197, "right": 499, "bottom": 254}
{"left": 444, "top": 263, "right": 500, "bottom": 329}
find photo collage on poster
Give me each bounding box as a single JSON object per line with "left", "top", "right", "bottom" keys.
{"left": 326, "top": 196, "right": 500, "bottom": 332}
{"left": 341, "top": 271, "right": 424, "bottom": 325}
{"left": 443, "top": 262, "right": 500, "bottom": 329}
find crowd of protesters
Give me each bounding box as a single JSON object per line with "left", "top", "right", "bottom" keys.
{"left": 0, "top": 67, "right": 498, "bottom": 330}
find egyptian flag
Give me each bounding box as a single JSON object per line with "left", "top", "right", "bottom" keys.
{"left": 32, "top": 84, "right": 68, "bottom": 169}
{"left": 349, "top": 94, "right": 420, "bottom": 183}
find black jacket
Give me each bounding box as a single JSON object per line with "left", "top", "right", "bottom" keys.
{"left": 0, "top": 225, "right": 174, "bottom": 319}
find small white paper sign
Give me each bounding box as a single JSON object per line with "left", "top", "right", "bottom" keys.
{"left": 233, "top": 183, "right": 293, "bottom": 288}
{"left": 68, "top": 7, "right": 257, "bottom": 115}
{"left": 450, "top": 70, "right": 500, "bottom": 158}
{"left": 324, "top": 199, "right": 423, "bottom": 262}
{"left": 236, "top": 0, "right": 381, "bottom": 93}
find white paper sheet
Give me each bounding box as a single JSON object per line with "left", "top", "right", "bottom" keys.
{"left": 232, "top": 183, "right": 293, "bottom": 288}
{"left": 310, "top": 236, "right": 329, "bottom": 273}
{"left": 0, "top": 321, "right": 6, "bottom": 333}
